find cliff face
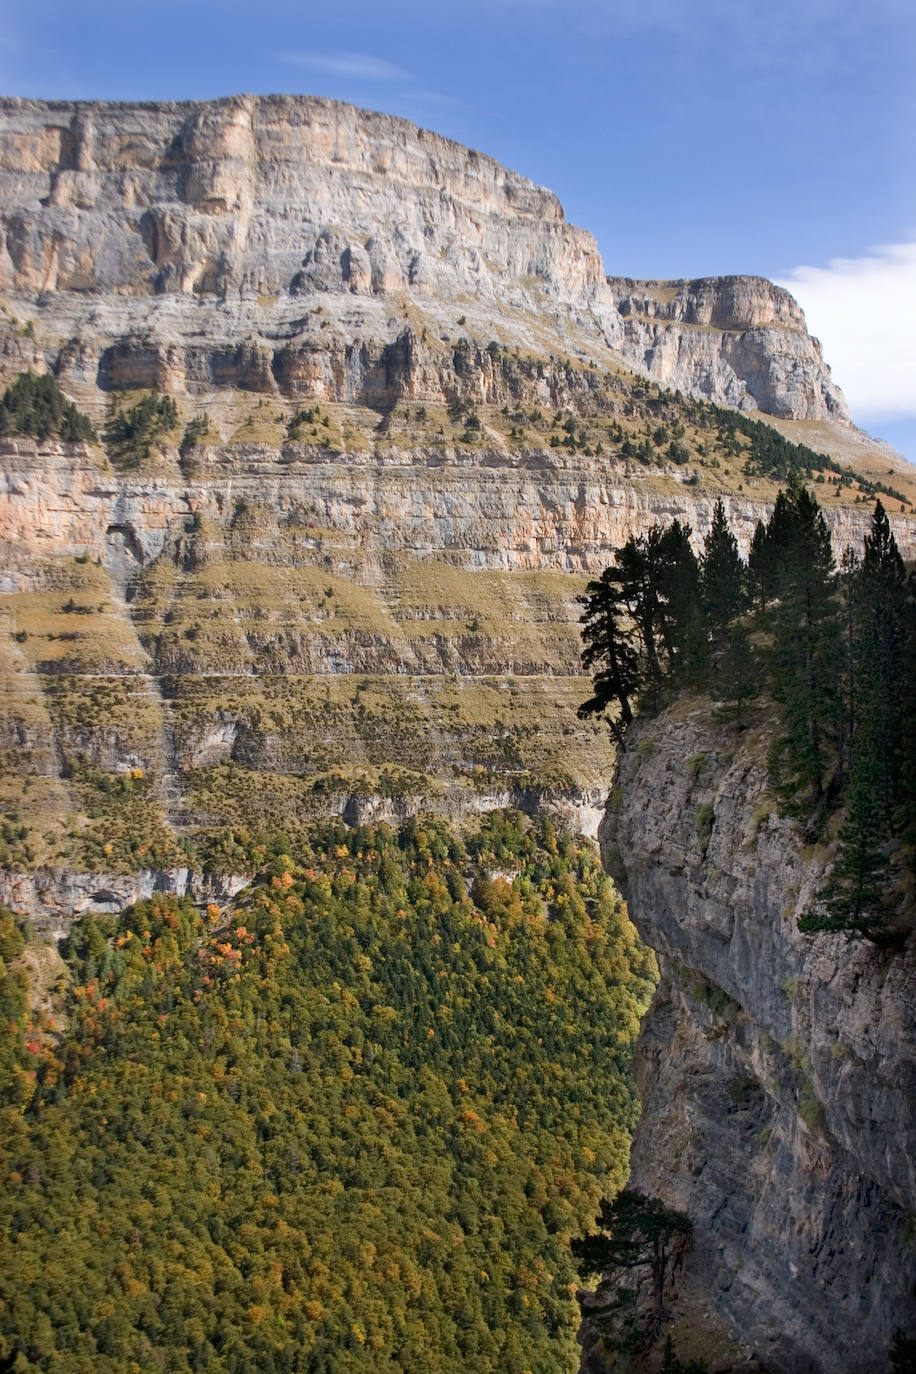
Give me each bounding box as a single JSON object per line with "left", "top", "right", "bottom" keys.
{"left": 597, "top": 701, "right": 916, "bottom": 1373}
{"left": 0, "top": 94, "right": 847, "bottom": 422}
{"left": 2, "top": 92, "right": 913, "bottom": 935}
{"left": 606, "top": 276, "right": 848, "bottom": 421}
{"left": 6, "top": 412, "right": 913, "bottom": 933}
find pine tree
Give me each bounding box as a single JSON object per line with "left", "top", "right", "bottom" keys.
{"left": 714, "top": 624, "right": 758, "bottom": 728}
{"left": 0, "top": 371, "right": 96, "bottom": 443}
{"left": 615, "top": 530, "right": 665, "bottom": 682}
{"left": 901, "top": 570, "right": 916, "bottom": 845}
{"left": 571, "top": 1190, "right": 692, "bottom": 1333}
{"left": 799, "top": 504, "right": 909, "bottom": 944}
{"left": 655, "top": 520, "right": 707, "bottom": 687}
{"left": 700, "top": 498, "right": 747, "bottom": 635}
{"left": 836, "top": 545, "right": 861, "bottom": 775}
{"left": 765, "top": 481, "right": 839, "bottom": 825}
{"left": 798, "top": 745, "right": 893, "bottom": 944}
{"left": 854, "top": 501, "right": 907, "bottom": 820}
{"left": 577, "top": 567, "right": 641, "bottom": 738}
{"left": 747, "top": 518, "right": 772, "bottom": 613}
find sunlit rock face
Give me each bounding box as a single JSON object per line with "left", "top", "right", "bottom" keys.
{"left": 1, "top": 91, "right": 909, "bottom": 934}
{"left": 0, "top": 94, "right": 846, "bottom": 421}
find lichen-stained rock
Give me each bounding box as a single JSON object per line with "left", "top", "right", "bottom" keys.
{"left": 596, "top": 700, "right": 916, "bottom": 1374}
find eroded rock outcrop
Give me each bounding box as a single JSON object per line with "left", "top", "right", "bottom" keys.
{"left": 593, "top": 701, "right": 916, "bottom": 1373}
{"left": 607, "top": 276, "right": 848, "bottom": 421}
{"left": 0, "top": 94, "right": 847, "bottom": 423}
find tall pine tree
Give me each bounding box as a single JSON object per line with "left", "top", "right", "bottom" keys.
{"left": 577, "top": 567, "right": 641, "bottom": 738}
{"left": 855, "top": 500, "right": 907, "bottom": 819}
{"left": 766, "top": 481, "right": 840, "bottom": 827}
{"left": 700, "top": 498, "right": 748, "bottom": 636}
{"left": 800, "top": 503, "right": 909, "bottom": 943}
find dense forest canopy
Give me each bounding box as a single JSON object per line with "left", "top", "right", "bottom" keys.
{"left": 579, "top": 488, "right": 915, "bottom": 944}
{"left": 0, "top": 373, "right": 95, "bottom": 444}
{"left": 0, "top": 811, "right": 655, "bottom": 1373}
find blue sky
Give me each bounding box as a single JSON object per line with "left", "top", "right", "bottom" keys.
{"left": 3, "top": 0, "right": 915, "bottom": 458}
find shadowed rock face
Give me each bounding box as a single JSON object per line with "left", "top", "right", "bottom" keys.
{"left": 595, "top": 701, "right": 916, "bottom": 1374}
{"left": 0, "top": 94, "right": 847, "bottom": 421}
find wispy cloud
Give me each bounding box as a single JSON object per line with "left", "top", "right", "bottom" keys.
{"left": 273, "top": 49, "right": 412, "bottom": 83}
{"left": 776, "top": 241, "right": 916, "bottom": 421}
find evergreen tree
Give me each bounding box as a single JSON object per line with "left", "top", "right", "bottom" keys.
{"left": 855, "top": 501, "right": 907, "bottom": 820}
{"left": 798, "top": 746, "right": 894, "bottom": 944}
{"left": 700, "top": 498, "right": 747, "bottom": 635}
{"left": 572, "top": 1189, "right": 692, "bottom": 1332}
{"left": 836, "top": 545, "right": 861, "bottom": 774}
{"left": 800, "top": 503, "right": 909, "bottom": 944}
{"left": 614, "top": 521, "right": 706, "bottom": 686}
{"left": 615, "top": 529, "right": 666, "bottom": 682}
{"left": 0, "top": 371, "right": 95, "bottom": 443}
{"left": 655, "top": 520, "right": 707, "bottom": 687}
{"left": 577, "top": 567, "right": 641, "bottom": 738}
{"left": 747, "top": 487, "right": 799, "bottom": 613}
{"left": 747, "top": 518, "right": 772, "bottom": 613}
{"left": 901, "top": 570, "right": 916, "bottom": 845}
{"left": 765, "top": 481, "right": 839, "bottom": 825}
{"left": 714, "top": 624, "right": 758, "bottom": 728}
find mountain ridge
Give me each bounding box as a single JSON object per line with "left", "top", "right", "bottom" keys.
{"left": 0, "top": 92, "right": 849, "bottom": 427}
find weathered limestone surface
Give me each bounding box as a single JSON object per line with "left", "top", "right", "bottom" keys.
{"left": 596, "top": 701, "right": 916, "bottom": 1374}
{"left": 0, "top": 94, "right": 848, "bottom": 421}
{"left": 4, "top": 438, "right": 914, "bottom": 590}
{"left": 607, "top": 276, "right": 848, "bottom": 420}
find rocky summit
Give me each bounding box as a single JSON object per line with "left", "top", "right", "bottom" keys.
{"left": 0, "top": 94, "right": 850, "bottom": 420}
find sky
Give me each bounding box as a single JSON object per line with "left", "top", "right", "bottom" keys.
{"left": 3, "top": 0, "right": 915, "bottom": 459}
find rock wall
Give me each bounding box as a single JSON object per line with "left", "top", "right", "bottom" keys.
{"left": 0, "top": 94, "right": 847, "bottom": 421}
{"left": 2, "top": 402, "right": 914, "bottom": 928}
{"left": 597, "top": 700, "right": 916, "bottom": 1373}
{"left": 607, "top": 276, "right": 848, "bottom": 421}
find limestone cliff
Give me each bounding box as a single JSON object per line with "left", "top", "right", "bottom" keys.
{"left": 2, "top": 92, "right": 915, "bottom": 933}
{"left": 593, "top": 701, "right": 916, "bottom": 1373}
{"left": 606, "top": 276, "right": 848, "bottom": 421}
{"left": 0, "top": 94, "right": 847, "bottom": 424}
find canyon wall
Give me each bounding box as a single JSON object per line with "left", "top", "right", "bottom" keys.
{"left": 594, "top": 700, "right": 916, "bottom": 1374}
{"left": 0, "top": 95, "right": 848, "bottom": 422}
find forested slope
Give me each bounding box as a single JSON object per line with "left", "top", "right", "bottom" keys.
{"left": 0, "top": 811, "right": 655, "bottom": 1374}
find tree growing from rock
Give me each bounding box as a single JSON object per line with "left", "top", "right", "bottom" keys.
{"left": 572, "top": 1189, "right": 692, "bottom": 1336}
{"left": 577, "top": 567, "right": 641, "bottom": 739}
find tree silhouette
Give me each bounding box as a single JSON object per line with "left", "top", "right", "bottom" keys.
{"left": 572, "top": 1189, "right": 692, "bottom": 1332}
{"left": 700, "top": 498, "right": 747, "bottom": 636}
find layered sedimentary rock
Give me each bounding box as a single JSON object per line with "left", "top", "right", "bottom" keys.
{"left": 594, "top": 701, "right": 916, "bottom": 1374}
{"left": 0, "top": 94, "right": 847, "bottom": 422}
{"left": 606, "top": 275, "right": 848, "bottom": 420}
{"left": 2, "top": 91, "right": 914, "bottom": 932}
{"left": 4, "top": 401, "right": 913, "bottom": 931}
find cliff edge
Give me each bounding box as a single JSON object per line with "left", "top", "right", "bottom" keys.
{"left": 594, "top": 698, "right": 916, "bottom": 1373}
{"left": 0, "top": 94, "right": 847, "bottom": 423}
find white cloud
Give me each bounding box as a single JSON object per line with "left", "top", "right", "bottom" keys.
{"left": 274, "top": 49, "right": 412, "bottom": 82}
{"left": 776, "top": 241, "right": 916, "bottom": 422}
